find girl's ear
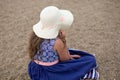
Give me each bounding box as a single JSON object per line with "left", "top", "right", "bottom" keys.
{"left": 58, "top": 30, "right": 66, "bottom": 39}
{"left": 59, "top": 31, "right": 62, "bottom": 37}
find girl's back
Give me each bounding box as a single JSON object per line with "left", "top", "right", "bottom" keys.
{"left": 34, "top": 39, "right": 59, "bottom": 62}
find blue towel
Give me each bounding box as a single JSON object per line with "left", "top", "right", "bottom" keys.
{"left": 28, "top": 49, "right": 97, "bottom": 80}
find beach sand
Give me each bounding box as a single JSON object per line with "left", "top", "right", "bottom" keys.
{"left": 0, "top": 0, "right": 120, "bottom": 80}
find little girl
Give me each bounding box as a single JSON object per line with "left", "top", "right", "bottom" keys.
{"left": 28, "top": 6, "right": 99, "bottom": 80}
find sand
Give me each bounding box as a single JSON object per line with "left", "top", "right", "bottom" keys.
{"left": 0, "top": 0, "right": 120, "bottom": 80}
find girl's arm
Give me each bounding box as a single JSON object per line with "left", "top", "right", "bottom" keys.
{"left": 54, "top": 38, "right": 72, "bottom": 61}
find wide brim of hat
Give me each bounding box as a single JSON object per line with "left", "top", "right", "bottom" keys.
{"left": 33, "top": 21, "right": 59, "bottom": 39}
{"left": 33, "top": 9, "right": 74, "bottom": 39}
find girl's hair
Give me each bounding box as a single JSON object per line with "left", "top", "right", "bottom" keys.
{"left": 28, "top": 31, "right": 66, "bottom": 60}
{"left": 28, "top": 32, "right": 44, "bottom": 60}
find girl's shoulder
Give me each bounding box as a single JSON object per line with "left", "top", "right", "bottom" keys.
{"left": 55, "top": 38, "right": 64, "bottom": 44}
{"left": 54, "top": 38, "right": 65, "bottom": 50}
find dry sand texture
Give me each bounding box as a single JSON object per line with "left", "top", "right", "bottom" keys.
{"left": 0, "top": 0, "right": 120, "bottom": 80}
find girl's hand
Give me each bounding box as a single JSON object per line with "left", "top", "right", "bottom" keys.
{"left": 59, "top": 30, "right": 66, "bottom": 39}
{"left": 70, "top": 55, "right": 80, "bottom": 59}
{"left": 58, "top": 30, "right": 66, "bottom": 44}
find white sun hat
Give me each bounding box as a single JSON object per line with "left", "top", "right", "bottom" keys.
{"left": 59, "top": 10, "right": 74, "bottom": 30}
{"left": 33, "top": 6, "right": 74, "bottom": 39}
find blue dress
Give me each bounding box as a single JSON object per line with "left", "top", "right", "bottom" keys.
{"left": 28, "top": 39, "right": 98, "bottom": 80}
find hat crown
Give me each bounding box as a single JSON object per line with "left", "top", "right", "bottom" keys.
{"left": 40, "top": 6, "right": 61, "bottom": 27}
{"left": 60, "top": 10, "right": 74, "bottom": 29}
